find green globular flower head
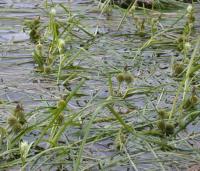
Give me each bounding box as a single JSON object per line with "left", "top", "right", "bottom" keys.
{"left": 191, "top": 95, "right": 198, "bottom": 104}
{"left": 157, "top": 109, "right": 168, "bottom": 119}
{"left": 124, "top": 72, "right": 133, "bottom": 84}
{"left": 7, "top": 115, "right": 18, "bottom": 127}
{"left": 157, "top": 120, "right": 166, "bottom": 132}
{"left": 116, "top": 73, "right": 125, "bottom": 83}
{"left": 57, "top": 113, "right": 65, "bottom": 125}
{"left": 57, "top": 99, "right": 66, "bottom": 109}
{"left": 165, "top": 123, "right": 174, "bottom": 136}
{"left": 50, "top": 8, "right": 56, "bottom": 16}
{"left": 14, "top": 104, "right": 26, "bottom": 125}
{"left": 12, "top": 122, "right": 23, "bottom": 133}
{"left": 173, "top": 63, "right": 184, "bottom": 76}
{"left": 187, "top": 5, "right": 193, "bottom": 13}
{"left": 58, "top": 39, "right": 65, "bottom": 53}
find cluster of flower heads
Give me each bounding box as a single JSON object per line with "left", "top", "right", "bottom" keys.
{"left": 7, "top": 104, "right": 27, "bottom": 133}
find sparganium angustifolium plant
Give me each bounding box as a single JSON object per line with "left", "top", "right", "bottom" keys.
{"left": 7, "top": 104, "right": 27, "bottom": 133}
{"left": 176, "top": 5, "right": 195, "bottom": 52}
{"left": 58, "top": 38, "right": 65, "bottom": 53}
{"left": 20, "top": 141, "right": 33, "bottom": 166}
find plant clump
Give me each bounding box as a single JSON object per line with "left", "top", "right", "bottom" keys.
{"left": 176, "top": 5, "right": 195, "bottom": 52}
{"left": 172, "top": 62, "right": 185, "bottom": 77}
{"left": 24, "top": 16, "right": 41, "bottom": 43}
{"left": 183, "top": 94, "right": 199, "bottom": 110}
{"left": 156, "top": 109, "right": 174, "bottom": 136}
{"left": 116, "top": 70, "right": 134, "bottom": 96}
{"left": 7, "top": 104, "right": 27, "bottom": 133}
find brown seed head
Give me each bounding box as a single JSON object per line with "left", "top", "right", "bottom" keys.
{"left": 165, "top": 123, "right": 174, "bottom": 136}
{"left": 116, "top": 73, "right": 125, "bottom": 83}
{"left": 7, "top": 116, "right": 18, "bottom": 127}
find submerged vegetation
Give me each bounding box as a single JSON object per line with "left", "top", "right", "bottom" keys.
{"left": 0, "top": 0, "right": 200, "bottom": 170}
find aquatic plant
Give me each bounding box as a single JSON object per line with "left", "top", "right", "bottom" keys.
{"left": 24, "top": 16, "right": 41, "bottom": 43}
{"left": 20, "top": 141, "right": 33, "bottom": 168}
{"left": 1, "top": 1, "right": 200, "bottom": 171}
{"left": 7, "top": 104, "right": 26, "bottom": 133}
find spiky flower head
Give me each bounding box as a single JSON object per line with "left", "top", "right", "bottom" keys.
{"left": 58, "top": 38, "right": 65, "bottom": 52}
{"left": 50, "top": 8, "right": 56, "bottom": 16}
{"left": 7, "top": 115, "right": 18, "bottom": 127}
{"left": 173, "top": 63, "right": 184, "bottom": 76}
{"left": 116, "top": 73, "right": 125, "bottom": 83}
{"left": 191, "top": 95, "right": 198, "bottom": 105}
{"left": 57, "top": 113, "right": 65, "bottom": 125}
{"left": 20, "top": 141, "right": 33, "bottom": 162}
{"left": 184, "top": 42, "right": 191, "bottom": 51}
{"left": 124, "top": 72, "right": 133, "bottom": 84}
{"left": 12, "top": 122, "right": 22, "bottom": 133}
{"left": 57, "top": 99, "right": 66, "bottom": 109}
{"left": 165, "top": 123, "right": 174, "bottom": 136}
{"left": 157, "top": 120, "right": 166, "bottom": 132}
{"left": 157, "top": 109, "right": 169, "bottom": 119}
{"left": 187, "top": 5, "right": 193, "bottom": 13}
